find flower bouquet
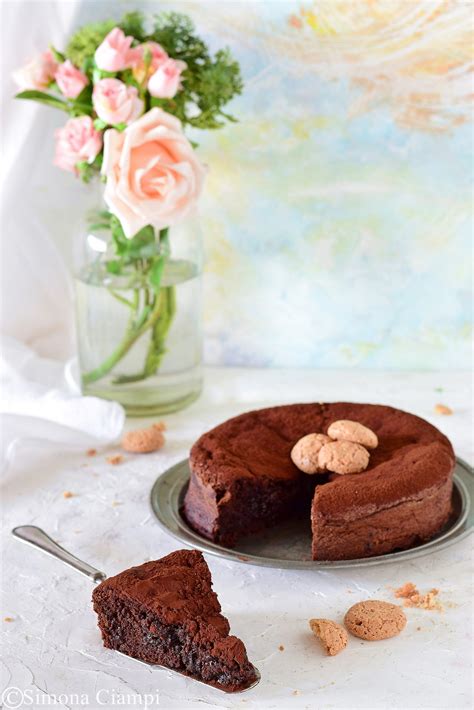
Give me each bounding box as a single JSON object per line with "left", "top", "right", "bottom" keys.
{"left": 14, "top": 11, "right": 242, "bottom": 414}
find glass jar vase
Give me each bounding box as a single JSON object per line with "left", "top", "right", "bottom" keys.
{"left": 73, "top": 198, "right": 203, "bottom": 416}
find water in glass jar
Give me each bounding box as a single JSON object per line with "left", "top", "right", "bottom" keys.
{"left": 75, "top": 258, "right": 203, "bottom": 415}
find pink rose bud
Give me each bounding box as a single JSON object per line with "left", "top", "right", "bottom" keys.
{"left": 54, "top": 116, "right": 102, "bottom": 174}
{"left": 101, "top": 107, "right": 206, "bottom": 237}
{"left": 13, "top": 49, "right": 58, "bottom": 90}
{"left": 94, "top": 27, "right": 134, "bottom": 72}
{"left": 129, "top": 41, "right": 168, "bottom": 83}
{"left": 147, "top": 58, "right": 186, "bottom": 99}
{"left": 55, "top": 60, "right": 89, "bottom": 99}
{"left": 93, "top": 78, "right": 144, "bottom": 125}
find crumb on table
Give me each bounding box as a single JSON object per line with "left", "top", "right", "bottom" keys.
{"left": 395, "top": 582, "right": 418, "bottom": 598}
{"left": 394, "top": 583, "right": 443, "bottom": 611}
{"left": 434, "top": 403, "right": 453, "bottom": 416}
{"left": 278, "top": 644, "right": 284, "bottom": 651}
{"left": 107, "top": 454, "right": 124, "bottom": 465}
{"left": 405, "top": 589, "right": 442, "bottom": 611}
{"left": 86, "top": 448, "right": 97, "bottom": 456}
{"left": 63, "top": 491, "right": 75, "bottom": 499}
{"left": 4, "top": 617, "right": 14, "bottom": 622}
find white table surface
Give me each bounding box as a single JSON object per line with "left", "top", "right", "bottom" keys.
{"left": 1, "top": 368, "right": 473, "bottom": 710}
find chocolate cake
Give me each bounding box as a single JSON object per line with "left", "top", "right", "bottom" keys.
{"left": 183, "top": 403, "right": 455, "bottom": 560}
{"left": 92, "top": 549, "right": 257, "bottom": 691}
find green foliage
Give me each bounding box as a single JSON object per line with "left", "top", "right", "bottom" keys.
{"left": 15, "top": 90, "right": 69, "bottom": 112}
{"left": 65, "top": 19, "right": 115, "bottom": 70}
{"left": 92, "top": 67, "right": 116, "bottom": 83}
{"left": 90, "top": 213, "right": 170, "bottom": 287}
{"left": 76, "top": 161, "right": 93, "bottom": 183}
{"left": 149, "top": 256, "right": 166, "bottom": 290}
{"left": 108, "top": 215, "right": 165, "bottom": 263}
{"left": 152, "top": 12, "right": 207, "bottom": 62}
{"left": 49, "top": 45, "right": 65, "bottom": 63}
{"left": 151, "top": 13, "right": 243, "bottom": 130}
{"left": 77, "top": 83, "right": 92, "bottom": 103}
{"left": 15, "top": 88, "right": 93, "bottom": 119}
{"left": 93, "top": 117, "right": 108, "bottom": 131}
{"left": 76, "top": 153, "right": 102, "bottom": 183}
{"left": 119, "top": 11, "right": 147, "bottom": 42}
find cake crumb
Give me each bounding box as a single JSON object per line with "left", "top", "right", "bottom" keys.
{"left": 86, "top": 448, "right": 97, "bottom": 456}
{"left": 395, "top": 582, "right": 418, "bottom": 598}
{"left": 292, "top": 690, "right": 300, "bottom": 696}
{"left": 394, "top": 583, "right": 443, "bottom": 611}
{"left": 434, "top": 403, "right": 453, "bottom": 416}
{"left": 405, "top": 589, "right": 442, "bottom": 611}
{"left": 4, "top": 617, "right": 14, "bottom": 622}
{"left": 107, "top": 454, "right": 124, "bottom": 465}
{"left": 63, "top": 491, "right": 75, "bottom": 499}
{"left": 111, "top": 501, "right": 122, "bottom": 507}
{"left": 278, "top": 644, "right": 284, "bottom": 651}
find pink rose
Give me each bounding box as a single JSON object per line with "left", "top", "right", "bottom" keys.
{"left": 54, "top": 60, "right": 89, "bottom": 99}
{"left": 54, "top": 116, "right": 102, "bottom": 174}
{"left": 13, "top": 49, "right": 58, "bottom": 90}
{"left": 101, "top": 108, "right": 206, "bottom": 237}
{"left": 148, "top": 59, "right": 187, "bottom": 99}
{"left": 93, "top": 78, "right": 143, "bottom": 125}
{"left": 129, "top": 41, "right": 168, "bottom": 83}
{"left": 94, "top": 27, "right": 134, "bottom": 72}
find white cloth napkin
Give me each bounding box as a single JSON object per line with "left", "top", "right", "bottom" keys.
{"left": 0, "top": 337, "right": 124, "bottom": 474}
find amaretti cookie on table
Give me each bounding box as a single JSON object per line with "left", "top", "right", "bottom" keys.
{"left": 183, "top": 402, "right": 455, "bottom": 560}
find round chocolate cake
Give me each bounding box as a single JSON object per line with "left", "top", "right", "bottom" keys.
{"left": 183, "top": 403, "right": 455, "bottom": 560}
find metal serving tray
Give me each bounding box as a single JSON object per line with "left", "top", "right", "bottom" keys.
{"left": 150, "top": 458, "right": 473, "bottom": 570}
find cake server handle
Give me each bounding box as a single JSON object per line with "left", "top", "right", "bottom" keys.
{"left": 12, "top": 525, "right": 106, "bottom": 583}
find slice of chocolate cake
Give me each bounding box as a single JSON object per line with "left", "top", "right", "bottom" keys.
{"left": 92, "top": 549, "right": 258, "bottom": 692}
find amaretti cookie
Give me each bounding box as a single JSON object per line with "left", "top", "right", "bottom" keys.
{"left": 309, "top": 618, "right": 348, "bottom": 656}
{"left": 344, "top": 600, "right": 407, "bottom": 640}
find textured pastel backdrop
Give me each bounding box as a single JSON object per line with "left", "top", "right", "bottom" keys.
{"left": 190, "top": 0, "right": 473, "bottom": 369}
{"left": 12, "top": 1, "right": 474, "bottom": 369}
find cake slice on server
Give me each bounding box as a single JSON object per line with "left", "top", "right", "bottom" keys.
{"left": 92, "top": 549, "right": 258, "bottom": 692}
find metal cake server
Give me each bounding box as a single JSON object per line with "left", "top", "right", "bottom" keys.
{"left": 11, "top": 525, "right": 261, "bottom": 693}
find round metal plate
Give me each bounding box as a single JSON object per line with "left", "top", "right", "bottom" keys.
{"left": 150, "top": 458, "right": 473, "bottom": 569}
